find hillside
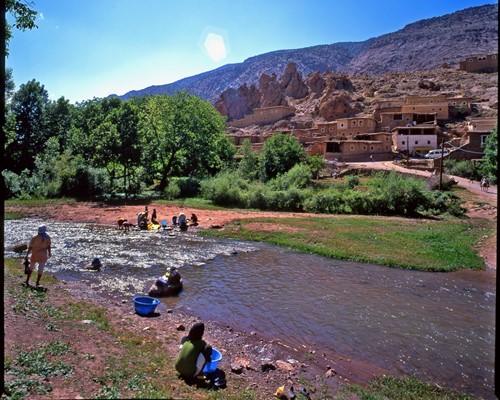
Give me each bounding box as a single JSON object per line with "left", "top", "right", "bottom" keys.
{"left": 114, "top": 4, "right": 498, "bottom": 103}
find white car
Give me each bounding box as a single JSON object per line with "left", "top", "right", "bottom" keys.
{"left": 424, "top": 149, "right": 450, "bottom": 159}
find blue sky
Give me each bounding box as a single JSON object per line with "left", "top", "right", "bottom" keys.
{"left": 6, "top": 0, "right": 498, "bottom": 103}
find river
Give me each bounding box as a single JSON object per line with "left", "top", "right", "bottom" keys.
{"left": 4, "top": 219, "right": 496, "bottom": 399}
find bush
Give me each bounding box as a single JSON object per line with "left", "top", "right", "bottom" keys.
{"left": 200, "top": 172, "right": 248, "bottom": 207}
{"left": 444, "top": 159, "right": 480, "bottom": 181}
{"left": 163, "top": 180, "right": 181, "bottom": 200}
{"left": 427, "top": 191, "right": 466, "bottom": 217}
{"left": 303, "top": 188, "right": 351, "bottom": 214}
{"left": 268, "top": 163, "right": 313, "bottom": 191}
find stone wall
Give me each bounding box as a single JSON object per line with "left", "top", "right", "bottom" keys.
{"left": 229, "top": 106, "right": 295, "bottom": 128}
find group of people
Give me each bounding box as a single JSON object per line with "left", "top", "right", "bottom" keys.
{"left": 21, "top": 224, "right": 220, "bottom": 386}
{"left": 134, "top": 206, "right": 198, "bottom": 231}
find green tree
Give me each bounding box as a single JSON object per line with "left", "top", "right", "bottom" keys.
{"left": 237, "top": 138, "right": 259, "bottom": 180}
{"left": 306, "top": 155, "right": 326, "bottom": 180}
{"left": 259, "top": 132, "right": 306, "bottom": 181}
{"left": 6, "top": 79, "right": 50, "bottom": 173}
{"left": 480, "top": 126, "right": 497, "bottom": 184}
{"left": 45, "top": 97, "right": 73, "bottom": 151}
{"left": 140, "top": 92, "right": 234, "bottom": 190}
{"left": 5, "top": 0, "right": 38, "bottom": 56}
{"left": 110, "top": 101, "right": 142, "bottom": 195}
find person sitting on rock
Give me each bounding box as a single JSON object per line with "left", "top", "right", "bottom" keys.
{"left": 175, "top": 322, "right": 212, "bottom": 381}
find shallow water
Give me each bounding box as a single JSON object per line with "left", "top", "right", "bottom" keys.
{"left": 4, "top": 219, "right": 495, "bottom": 399}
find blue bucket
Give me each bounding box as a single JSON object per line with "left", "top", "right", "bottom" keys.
{"left": 203, "top": 348, "right": 222, "bottom": 374}
{"left": 133, "top": 296, "right": 160, "bottom": 316}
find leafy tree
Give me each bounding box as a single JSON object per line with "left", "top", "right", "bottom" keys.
{"left": 259, "top": 132, "right": 306, "bottom": 181}
{"left": 480, "top": 126, "right": 497, "bottom": 184}
{"left": 5, "top": 0, "right": 38, "bottom": 56}
{"left": 306, "top": 155, "right": 326, "bottom": 179}
{"left": 6, "top": 79, "right": 50, "bottom": 173}
{"left": 140, "top": 92, "right": 235, "bottom": 190}
{"left": 237, "top": 138, "right": 259, "bottom": 180}
{"left": 45, "top": 97, "right": 73, "bottom": 151}
{"left": 109, "top": 101, "right": 142, "bottom": 194}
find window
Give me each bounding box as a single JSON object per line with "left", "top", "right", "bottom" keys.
{"left": 402, "top": 140, "right": 406, "bottom": 145}
{"left": 415, "top": 141, "right": 419, "bottom": 145}
{"left": 492, "top": 55, "right": 497, "bottom": 59}
{"left": 363, "top": 146, "right": 367, "bottom": 150}
{"left": 320, "top": 128, "right": 325, "bottom": 133}
{"left": 359, "top": 120, "right": 363, "bottom": 126}
{"left": 481, "top": 135, "right": 489, "bottom": 145}
{"left": 352, "top": 121, "right": 357, "bottom": 127}
{"left": 427, "top": 140, "right": 431, "bottom": 144}
{"left": 370, "top": 146, "right": 374, "bottom": 150}
{"left": 350, "top": 146, "right": 354, "bottom": 151}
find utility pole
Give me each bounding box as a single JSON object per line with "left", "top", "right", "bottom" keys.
{"left": 438, "top": 139, "right": 445, "bottom": 191}
{"left": 406, "top": 135, "right": 409, "bottom": 166}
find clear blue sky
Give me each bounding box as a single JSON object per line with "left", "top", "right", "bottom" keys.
{"left": 6, "top": 0, "right": 498, "bottom": 103}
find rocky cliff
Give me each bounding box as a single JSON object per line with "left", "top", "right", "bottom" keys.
{"left": 114, "top": 4, "right": 498, "bottom": 104}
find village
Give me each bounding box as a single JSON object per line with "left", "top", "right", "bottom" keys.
{"left": 223, "top": 53, "right": 498, "bottom": 173}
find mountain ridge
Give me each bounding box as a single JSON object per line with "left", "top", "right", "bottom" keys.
{"left": 113, "top": 4, "right": 498, "bottom": 103}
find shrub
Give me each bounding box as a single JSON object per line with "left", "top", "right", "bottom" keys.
{"left": 200, "top": 171, "right": 247, "bottom": 207}
{"left": 163, "top": 180, "right": 181, "bottom": 200}
{"left": 444, "top": 159, "right": 480, "bottom": 181}
{"left": 303, "top": 188, "right": 351, "bottom": 214}
{"left": 268, "top": 163, "right": 313, "bottom": 191}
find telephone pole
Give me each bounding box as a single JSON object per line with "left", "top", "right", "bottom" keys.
{"left": 438, "top": 140, "right": 445, "bottom": 190}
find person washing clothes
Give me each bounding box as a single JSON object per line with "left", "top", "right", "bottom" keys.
{"left": 175, "top": 322, "right": 212, "bottom": 380}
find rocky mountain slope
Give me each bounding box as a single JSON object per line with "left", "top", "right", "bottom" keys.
{"left": 114, "top": 4, "right": 498, "bottom": 103}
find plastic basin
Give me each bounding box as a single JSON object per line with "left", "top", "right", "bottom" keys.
{"left": 203, "top": 348, "right": 222, "bottom": 374}
{"left": 133, "top": 296, "right": 160, "bottom": 316}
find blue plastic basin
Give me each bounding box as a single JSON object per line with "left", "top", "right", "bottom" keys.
{"left": 133, "top": 296, "right": 160, "bottom": 316}
{"left": 203, "top": 348, "right": 222, "bottom": 374}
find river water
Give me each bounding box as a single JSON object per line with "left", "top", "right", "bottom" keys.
{"left": 4, "top": 219, "right": 495, "bottom": 399}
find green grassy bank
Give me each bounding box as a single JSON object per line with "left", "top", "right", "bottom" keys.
{"left": 202, "top": 216, "right": 490, "bottom": 272}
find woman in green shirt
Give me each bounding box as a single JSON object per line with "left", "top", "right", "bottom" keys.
{"left": 175, "top": 323, "right": 212, "bottom": 380}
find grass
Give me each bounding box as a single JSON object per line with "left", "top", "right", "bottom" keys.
{"left": 202, "top": 216, "right": 489, "bottom": 271}
{"left": 2, "top": 258, "right": 254, "bottom": 399}
{"left": 339, "top": 375, "right": 474, "bottom": 400}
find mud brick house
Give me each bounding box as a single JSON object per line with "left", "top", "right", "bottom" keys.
{"left": 379, "top": 112, "right": 437, "bottom": 131}
{"left": 400, "top": 101, "right": 449, "bottom": 120}
{"left": 447, "top": 117, "right": 497, "bottom": 161}
{"left": 459, "top": 53, "right": 498, "bottom": 73}
{"left": 393, "top": 125, "right": 440, "bottom": 156}
{"left": 305, "top": 132, "right": 393, "bottom": 162}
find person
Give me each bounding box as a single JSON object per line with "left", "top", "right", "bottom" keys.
{"left": 178, "top": 212, "right": 188, "bottom": 231}
{"left": 172, "top": 215, "right": 178, "bottom": 226}
{"left": 85, "top": 257, "right": 103, "bottom": 271}
{"left": 155, "top": 266, "right": 181, "bottom": 288}
{"left": 138, "top": 210, "right": 148, "bottom": 230}
{"left": 369, "top": 155, "right": 373, "bottom": 162}
{"left": 175, "top": 322, "right": 212, "bottom": 380}
{"left": 190, "top": 213, "right": 198, "bottom": 226}
{"left": 25, "top": 225, "right": 52, "bottom": 287}
{"left": 151, "top": 208, "right": 158, "bottom": 224}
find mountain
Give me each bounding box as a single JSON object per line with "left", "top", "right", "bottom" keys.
{"left": 114, "top": 4, "right": 498, "bottom": 103}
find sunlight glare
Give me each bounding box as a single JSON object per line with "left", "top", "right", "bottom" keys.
{"left": 204, "top": 32, "right": 227, "bottom": 62}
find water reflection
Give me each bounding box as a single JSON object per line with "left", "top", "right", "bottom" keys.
{"left": 4, "top": 219, "right": 495, "bottom": 399}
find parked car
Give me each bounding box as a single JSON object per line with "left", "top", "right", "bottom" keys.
{"left": 424, "top": 149, "right": 450, "bottom": 159}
